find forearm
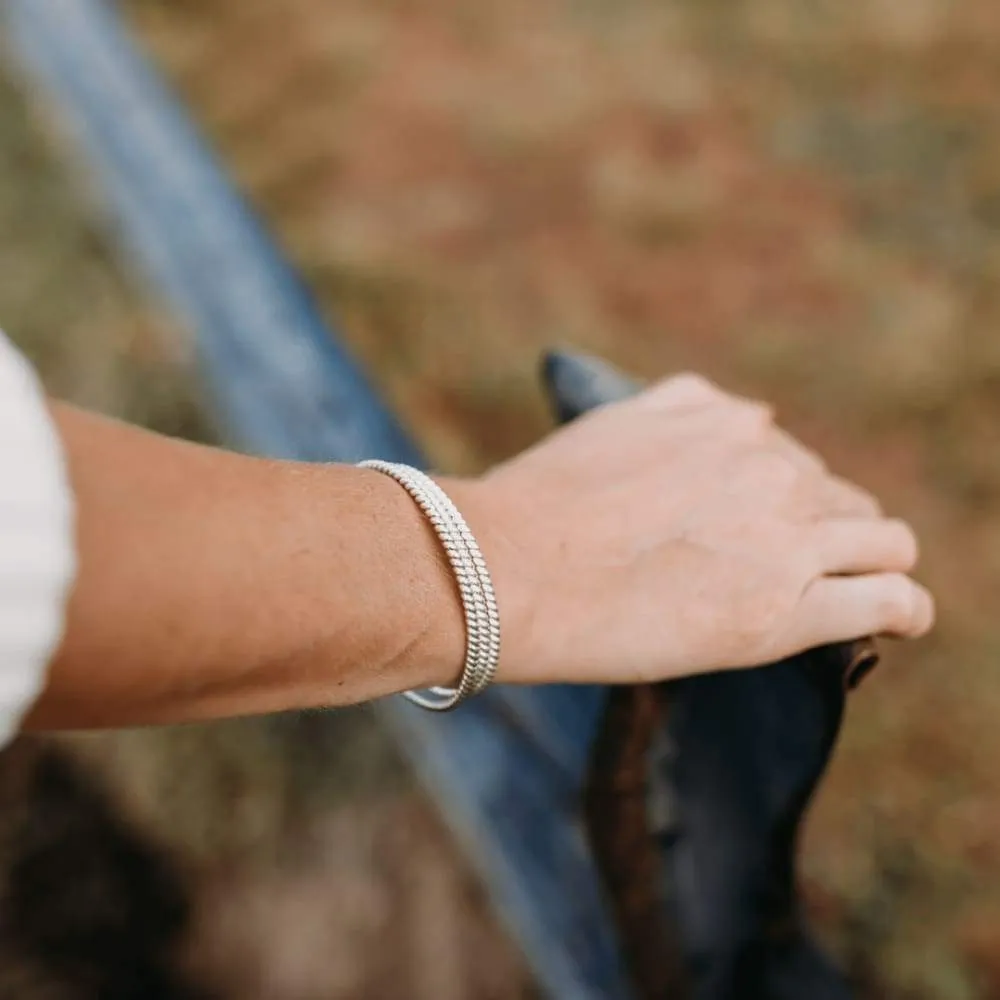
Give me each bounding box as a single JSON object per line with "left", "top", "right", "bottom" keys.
{"left": 19, "top": 365, "right": 935, "bottom": 732}
{"left": 26, "top": 404, "right": 464, "bottom": 730}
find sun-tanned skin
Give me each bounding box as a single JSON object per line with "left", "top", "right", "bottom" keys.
{"left": 28, "top": 369, "right": 932, "bottom": 732}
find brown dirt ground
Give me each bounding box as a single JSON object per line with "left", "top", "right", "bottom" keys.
{"left": 5, "top": 0, "right": 1000, "bottom": 997}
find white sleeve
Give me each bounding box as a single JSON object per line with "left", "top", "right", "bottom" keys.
{"left": 0, "top": 334, "right": 75, "bottom": 743}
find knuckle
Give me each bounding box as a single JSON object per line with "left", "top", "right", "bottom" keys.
{"left": 752, "top": 450, "right": 800, "bottom": 491}
{"left": 825, "top": 476, "right": 882, "bottom": 518}
{"left": 660, "top": 372, "right": 722, "bottom": 404}
{"left": 853, "top": 486, "right": 883, "bottom": 517}
{"left": 729, "top": 400, "right": 774, "bottom": 435}
{"left": 747, "top": 399, "right": 776, "bottom": 424}
{"left": 640, "top": 372, "right": 724, "bottom": 412}
{"left": 670, "top": 372, "right": 716, "bottom": 393}
{"left": 782, "top": 434, "right": 825, "bottom": 473}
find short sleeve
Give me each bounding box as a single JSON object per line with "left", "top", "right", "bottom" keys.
{"left": 0, "top": 334, "right": 75, "bottom": 743}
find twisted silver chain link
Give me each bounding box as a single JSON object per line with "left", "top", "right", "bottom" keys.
{"left": 359, "top": 460, "right": 501, "bottom": 711}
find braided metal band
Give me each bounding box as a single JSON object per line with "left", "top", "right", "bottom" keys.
{"left": 359, "top": 460, "right": 501, "bottom": 711}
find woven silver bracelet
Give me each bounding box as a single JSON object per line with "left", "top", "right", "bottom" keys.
{"left": 359, "top": 460, "right": 501, "bottom": 711}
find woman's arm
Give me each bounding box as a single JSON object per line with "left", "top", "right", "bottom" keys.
{"left": 28, "top": 373, "right": 934, "bottom": 731}
{"left": 29, "top": 404, "right": 466, "bottom": 729}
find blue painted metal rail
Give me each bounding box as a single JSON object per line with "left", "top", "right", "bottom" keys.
{"left": 1, "top": 2, "right": 631, "bottom": 996}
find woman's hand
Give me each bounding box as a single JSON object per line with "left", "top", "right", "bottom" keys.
{"left": 448, "top": 374, "right": 933, "bottom": 686}
{"left": 31, "top": 381, "right": 932, "bottom": 731}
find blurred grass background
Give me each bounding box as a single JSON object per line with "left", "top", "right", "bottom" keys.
{"left": 4, "top": 0, "right": 1000, "bottom": 997}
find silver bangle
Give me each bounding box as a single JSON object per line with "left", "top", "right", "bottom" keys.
{"left": 359, "top": 460, "right": 501, "bottom": 711}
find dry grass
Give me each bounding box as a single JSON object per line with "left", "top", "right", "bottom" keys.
{"left": 125, "top": 2, "right": 1000, "bottom": 996}
{"left": 5, "top": 0, "right": 1000, "bottom": 996}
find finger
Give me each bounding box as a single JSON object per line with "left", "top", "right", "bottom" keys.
{"left": 639, "top": 373, "right": 776, "bottom": 417}
{"left": 772, "top": 428, "right": 826, "bottom": 474}
{"left": 810, "top": 517, "right": 919, "bottom": 575}
{"left": 791, "top": 573, "right": 935, "bottom": 648}
{"left": 805, "top": 475, "right": 882, "bottom": 520}
{"left": 639, "top": 372, "right": 727, "bottom": 410}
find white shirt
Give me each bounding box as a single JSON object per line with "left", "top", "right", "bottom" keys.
{"left": 0, "top": 333, "right": 75, "bottom": 742}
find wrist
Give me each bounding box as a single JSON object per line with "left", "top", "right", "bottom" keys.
{"left": 436, "top": 477, "right": 538, "bottom": 687}
{"left": 356, "top": 467, "right": 468, "bottom": 694}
